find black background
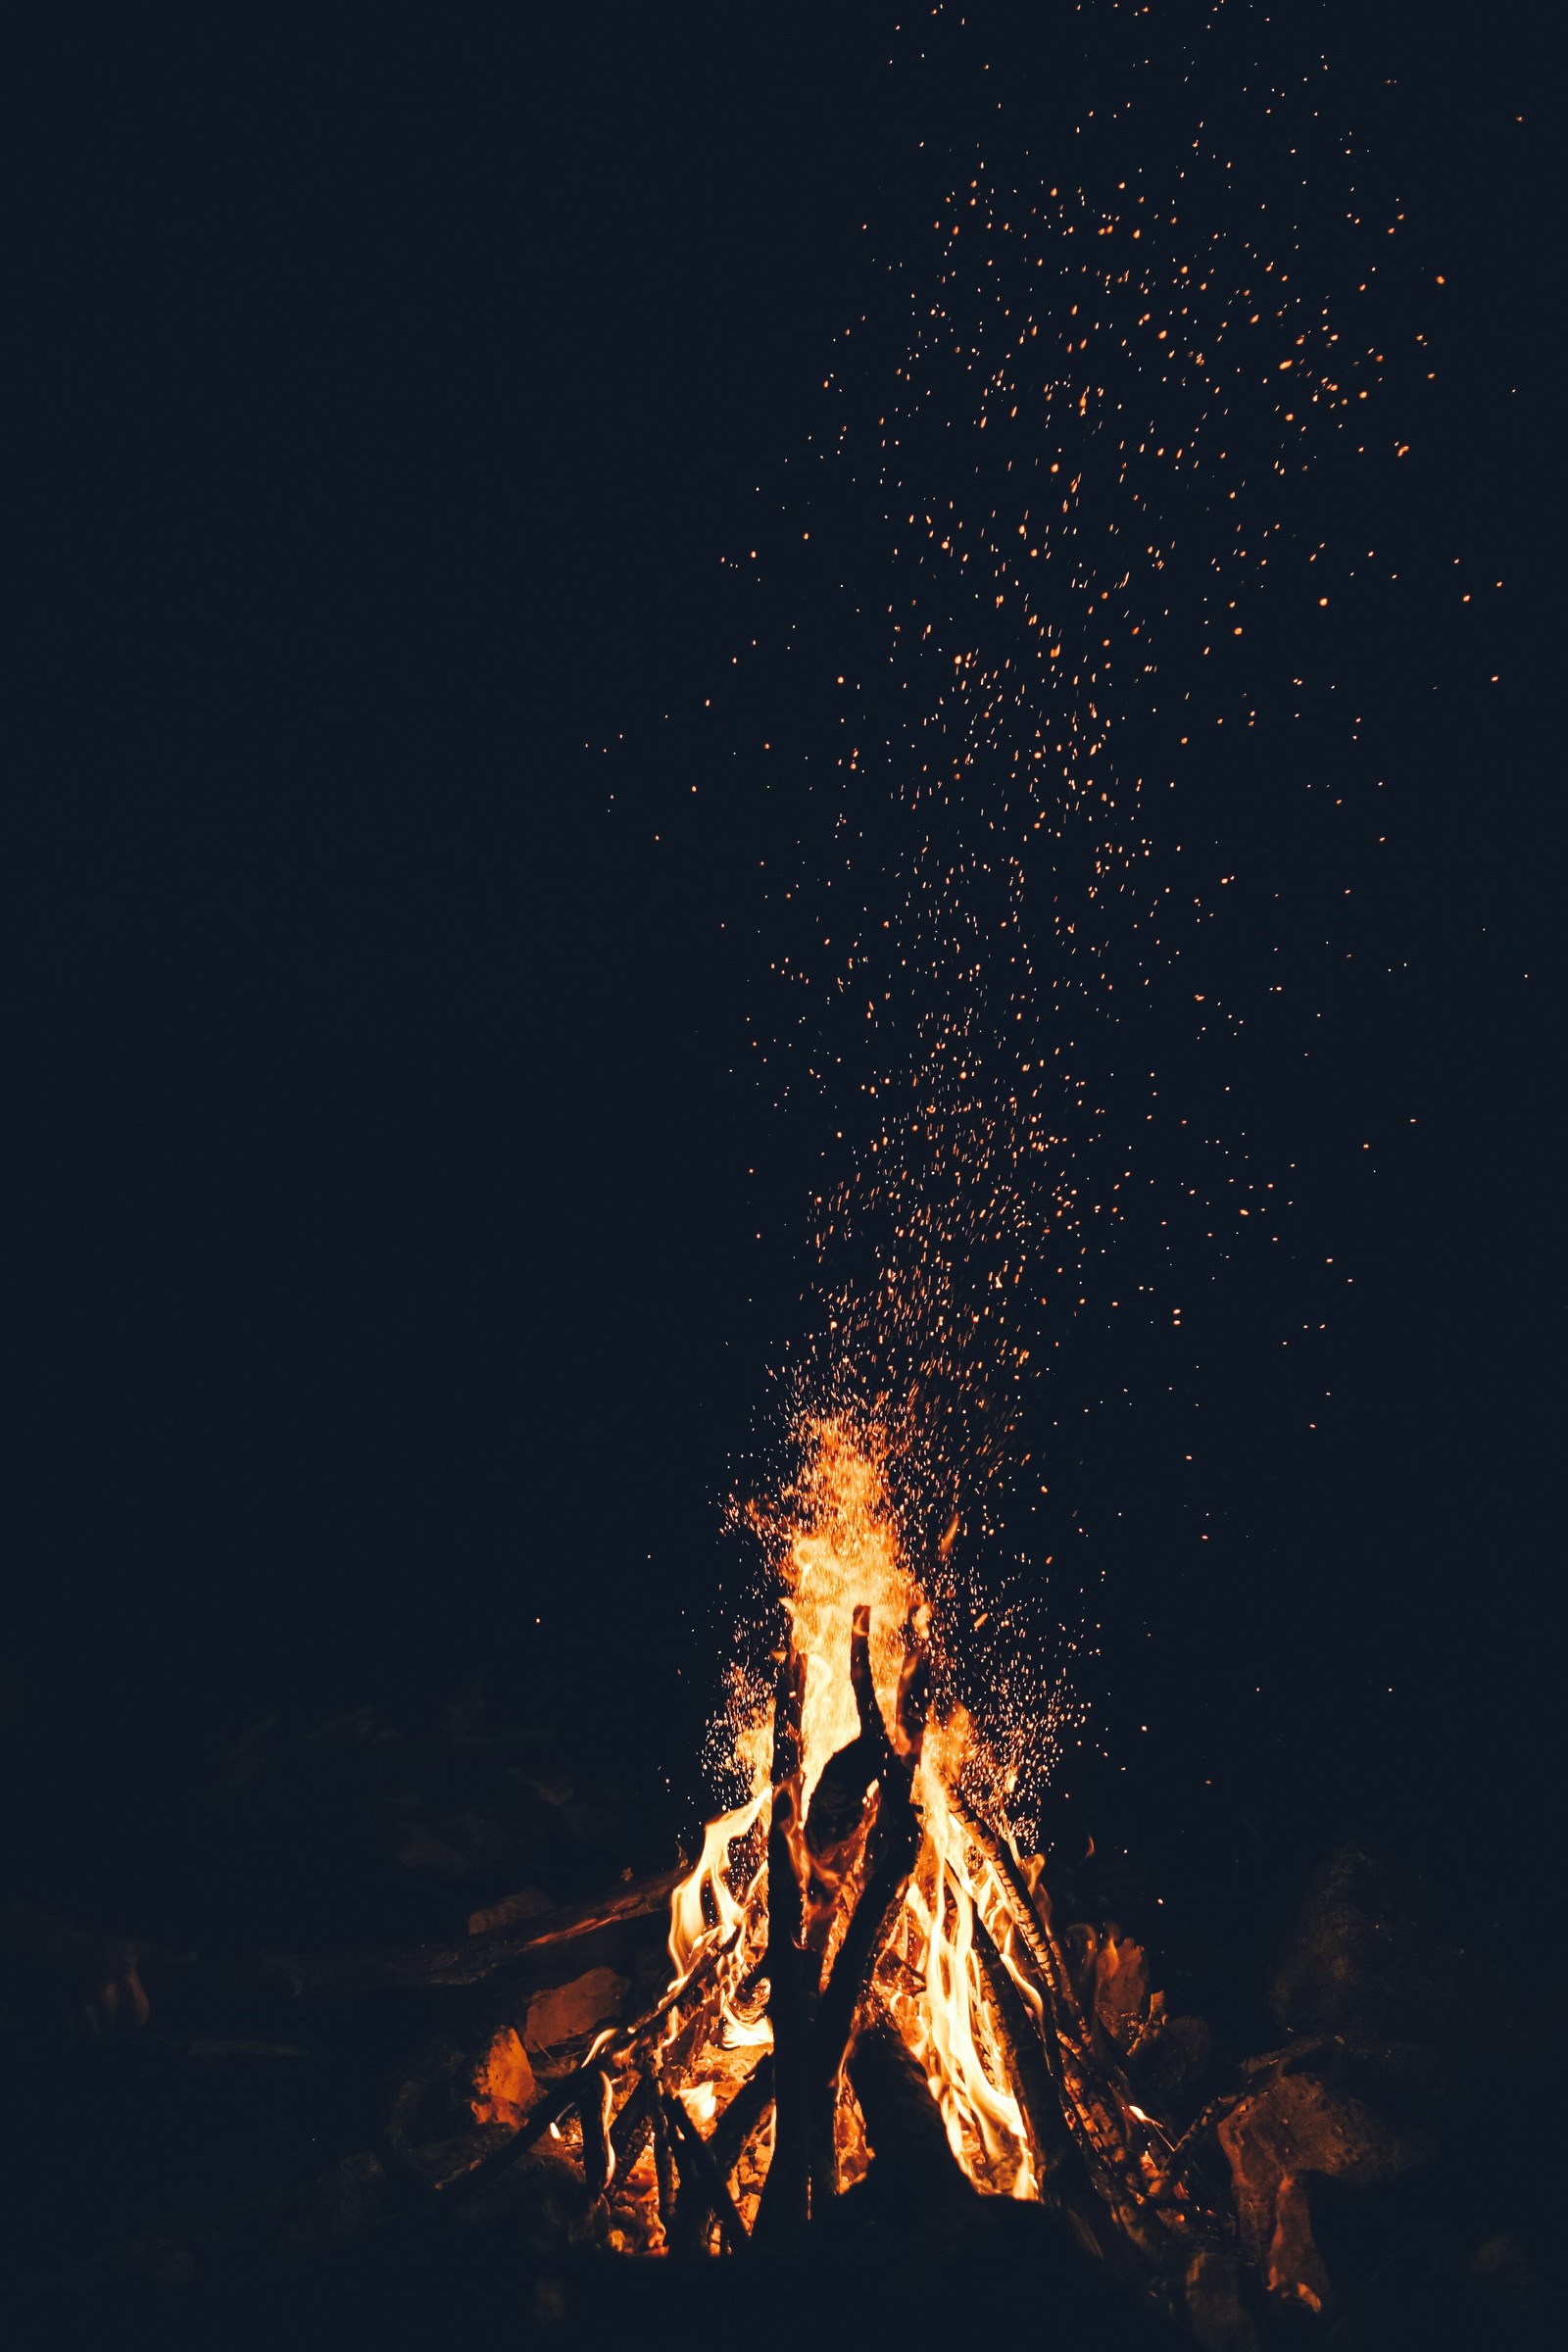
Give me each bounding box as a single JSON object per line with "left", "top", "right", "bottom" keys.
{"left": 5, "top": 6, "right": 1557, "bottom": 1948}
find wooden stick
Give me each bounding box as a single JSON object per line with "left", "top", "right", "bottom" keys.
{"left": 660, "top": 2093, "right": 751, "bottom": 2256}
{"left": 425, "top": 1931, "right": 738, "bottom": 2201}
{"left": 941, "top": 1786, "right": 1086, "bottom": 2043}
{"left": 753, "top": 1647, "right": 811, "bottom": 2244}
{"left": 941, "top": 1786, "right": 1171, "bottom": 2232}
{"left": 665, "top": 2052, "right": 775, "bottom": 2253}
{"left": 806, "top": 1615, "right": 929, "bottom": 2210}
{"left": 270, "top": 1865, "right": 685, "bottom": 1997}
{"left": 580, "top": 2062, "right": 614, "bottom": 2199}
{"left": 965, "top": 1893, "right": 1075, "bottom": 2181}
{"left": 651, "top": 2095, "right": 677, "bottom": 2239}
{"left": 608, "top": 2073, "right": 653, "bottom": 2185}
{"left": 809, "top": 1778, "right": 922, "bottom": 2210}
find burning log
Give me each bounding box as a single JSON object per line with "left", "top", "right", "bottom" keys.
{"left": 942, "top": 1784, "right": 1086, "bottom": 2046}
{"left": 666, "top": 2053, "right": 775, "bottom": 2252}
{"left": 426, "top": 1927, "right": 741, "bottom": 2201}
{"left": 808, "top": 1613, "right": 929, "bottom": 2208}
{"left": 942, "top": 1782, "right": 1196, "bottom": 2274}
{"left": 847, "top": 2012, "right": 973, "bottom": 2212}
{"left": 580, "top": 2062, "right": 615, "bottom": 2199}
{"left": 651, "top": 2093, "right": 677, "bottom": 2237}
{"left": 754, "top": 1644, "right": 811, "bottom": 2244}
{"left": 965, "top": 1893, "right": 1075, "bottom": 2183}
{"left": 659, "top": 2092, "right": 751, "bottom": 2256}
{"left": 710, "top": 2050, "right": 775, "bottom": 2180}
{"left": 802, "top": 1606, "right": 890, "bottom": 1945}
{"left": 608, "top": 2072, "right": 654, "bottom": 2182}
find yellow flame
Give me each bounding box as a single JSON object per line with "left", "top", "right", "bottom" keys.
{"left": 652, "top": 1413, "right": 1040, "bottom": 2205}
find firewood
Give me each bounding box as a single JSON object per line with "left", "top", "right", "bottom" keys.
{"left": 809, "top": 1776, "right": 922, "bottom": 2209}
{"left": 425, "top": 1930, "right": 739, "bottom": 2201}
{"left": 965, "top": 1893, "right": 1075, "bottom": 2180}
{"left": 580, "top": 2062, "right": 615, "bottom": 2198}
{"left": 806, "top": 1614, "right": 929, "bottom": 2207}
{"left": 710, "top": 2049, "right": 774, "bottom": 2180}
{"left": 964, "top": 1892, "right": 1177, "bottom": 2292}
{"left": 941, "top": 1786, "right": 1087, "bottom": 2045}
{"left": 754, "top": 1646, "right": 812, "bottom": 2245}
{"left": 270, "top": 1864, "right": 684, "bottom": 1997}
{"left": 808, "top": 1620, "right": 886, "bottom": 1851}
{"left": 895, "top": 1622, "right": 929, "bottom": 1760}
{"left": 849, "top": 1602, "right": 889, "bottom": 1749}
{"left": 608, "top": 2073, "right": 654, "bottom": 2182}
{"left": 652, "top": 2094, "right": 677, "bottom": 2236}
{"left": 847, "top": 2012, "right": 973, "bottom": 2209}
{"left": 942, "top": 1787, "right": 1181, "bottom": 2249}
{"left": 665, "top": 2052, "right": 775, "bottom": 2251}
{"left": 660, "top": 2093, "right": 751, "bottom": 2256}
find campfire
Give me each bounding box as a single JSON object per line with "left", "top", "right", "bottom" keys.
{"left": 465, "top": 1415, "right": 1234, "bottom": 2310}
{"left": 24, "top": 1411, "right": 1529, "bottom": 2343}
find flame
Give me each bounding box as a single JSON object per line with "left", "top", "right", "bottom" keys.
{"left": 777, "top": 1413, "right": 916, "bottom": 1807}
{"left": 641, "top": 1413, "right": 1042, "bottom": 2214}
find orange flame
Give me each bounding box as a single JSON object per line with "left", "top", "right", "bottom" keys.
{"left": 653, "top": 1411, "right": 1040, "bottom": 2205}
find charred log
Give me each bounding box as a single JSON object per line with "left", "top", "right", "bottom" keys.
{"left": 608, "top": 2073, "right": 654, "bottom": 2184}
{"left": 651, "top": 2094, "right": 677, "bottom": 2238}
{"left": 753, "top": 1646, "right": 811, "bottom": 2245}
{"left": 660, "top": 2093, "right": 751, "bottom": 2256}
{"left": 847, "top": 2013, "right": 973, "bottom": 2212}
{"left": 942, "top": 1786, "right": 1086, "bottom": 2043}
{"left": 965, "top": 1893, "right": 1075, "bottom": 2182}
{"left": 580, "top": 2063, "right": 614, "bottom": 2199}
{"left": 269, "top": 1865, "right": 684, "bottom": 1998}
{"left": 807, "top": 1615, "right": 929, "bottom": 2209}
{"left": 666, "top": 2054, "right": 774, "bottom": 2252}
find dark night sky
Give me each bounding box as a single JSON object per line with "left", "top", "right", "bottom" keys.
{"left": 5, "top": 7, "right": 1557, "bottom": 1928}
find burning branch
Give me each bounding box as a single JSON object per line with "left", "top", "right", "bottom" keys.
{"left": 666, "top": 2052, "right": 775, "bottom": 2252}
{"left": 660, "top": 2091, "right": 752, "bottom": 2257}
{"left": 754, "top": 1642, "right": 810, "bottom": 2243}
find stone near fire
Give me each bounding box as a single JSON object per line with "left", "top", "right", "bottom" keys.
{"left": 1269, "top": 1844, "right": 1463, "bottom": 2041}
{"left": 466, "top": 1885, "right": 553, "bottom": 1936}
{"left": 1183, "top": 2248, "right": 1260, "bottom": 2352}
{"left": 471, "top": 2026, "right": 538, "bottom": 2128}
{"left": 1217, "top": 2067, "right": 1430, "bottom": 2294}
{"left": 522, "top": 1966, "right": 628, "bottom": 2053}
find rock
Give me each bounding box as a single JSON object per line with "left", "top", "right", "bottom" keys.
{"left": 1134, "top": 2012, "right": 1215, "bottom": 2110}
{"left": 470, "top": 2025, "right": 538, "bottom": 2128}
{"left": 1269, "top": 1846, "right": 1467, "bottom": 2042}
{"left": 466, "top": 1885, "right": 553, "bottom": 1936}
{"left": 1184, "top": 2248, "right": 1260, "bottom": 2352}
{"left": 394, "top": 1810, "right": 518, "bottom": 1878}
{"left": 522, "top": 1966, "right": 628, "bottom": 2054}
{"left": 1263, "top": 2171, "right": 1332, "bottom": 2314}
{"left": 1217, "top": 2068, "right": 1430, "bottom": 2304}
{"left": 1092, "top": 1925, "right": 1158, "bottom": 2053}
